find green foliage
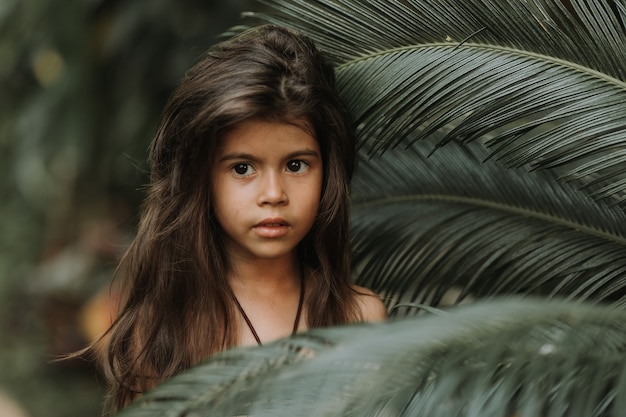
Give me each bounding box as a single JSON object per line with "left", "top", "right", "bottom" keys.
{"left": 117, "top": 0, "right": 626, "bottom": 416}
{"left": 120, "top": 299, "right": 626, "bottom": 417}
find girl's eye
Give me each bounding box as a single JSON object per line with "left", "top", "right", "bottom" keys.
{"left": 232, "top": 163, "right": 254, "bottom": 177}
{"left": 286, "top": 160, "right": 309, "bottom": 173}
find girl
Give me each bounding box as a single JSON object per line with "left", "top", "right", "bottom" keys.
{"left": 95, "top": 24, "right": 386, "bottom": 411}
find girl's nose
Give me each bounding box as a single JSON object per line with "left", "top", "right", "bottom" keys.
{"left": 258, "top": 172, "right": 288, "bottom": 206}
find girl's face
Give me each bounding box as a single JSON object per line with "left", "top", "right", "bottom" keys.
{"left": 210, "top": 119, "right": 323, "bottom": 264}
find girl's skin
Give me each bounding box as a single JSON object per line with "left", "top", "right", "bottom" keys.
{"left": 212, "top": 118, "right": 386, "bottom": 346}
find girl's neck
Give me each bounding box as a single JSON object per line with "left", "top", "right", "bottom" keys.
{"left": 228, "top": 254, "right": 301, "bottom": 296}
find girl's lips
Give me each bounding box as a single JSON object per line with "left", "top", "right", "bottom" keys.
{"left": 253, "top": 218, "right": 290, "bottom": 238}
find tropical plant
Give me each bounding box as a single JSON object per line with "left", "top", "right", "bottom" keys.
{"left": 117, "top": 0, "right": 626, "bottom": 416}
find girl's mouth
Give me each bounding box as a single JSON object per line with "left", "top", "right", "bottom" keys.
{"left": 254, "top": 218, "right": 290, "bottom": 238}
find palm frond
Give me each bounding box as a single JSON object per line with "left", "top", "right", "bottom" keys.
{"left": 244, "top": 0, "right": 626, "bottom": 206}
{"left": 250, "top": 0, "right": 626, "bottom": 77}
{"left": 118, "top": 299, "right": 626, "bottom": 417}
{"left": 351, "top": 138, "right": 626, "bottom": 311}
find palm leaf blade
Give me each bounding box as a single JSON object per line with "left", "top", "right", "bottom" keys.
{"left": 351, "top": 138, "right": 626, "bottom": 308}
{"left": 118, "top": 300, "right": 626, "bottom": 417}
{"left": 336, "top": 46, "right": 626, "bottom": 205}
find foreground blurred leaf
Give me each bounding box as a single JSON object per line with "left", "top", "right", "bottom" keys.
{"left": 119, "top": 299, "right": 626, "bottom": 417}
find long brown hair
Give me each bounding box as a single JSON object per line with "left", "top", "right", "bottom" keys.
{"left": 97, "top": 24, "right": 359, "bottom": 410}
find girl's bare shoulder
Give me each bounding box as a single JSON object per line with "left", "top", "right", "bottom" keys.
{"left": 351, "top": 285, "right": 387, "bottom": 322}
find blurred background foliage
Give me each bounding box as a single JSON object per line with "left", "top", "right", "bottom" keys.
{"left": 0, "top": 1, "right": 257, "bottom": 416}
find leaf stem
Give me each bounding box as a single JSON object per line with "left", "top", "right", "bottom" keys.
{"left": 337, "top": 43, "right": 626, "bottom": 90}
{"left": 353, "top": 194, "right": 626, "bottom": 245}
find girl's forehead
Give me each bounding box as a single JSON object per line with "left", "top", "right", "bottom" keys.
{"left": 219, "top": 118, "right": 316, "bottom": 143}
{"left": 214, "top": 119, "right": 319, "bottom": 156}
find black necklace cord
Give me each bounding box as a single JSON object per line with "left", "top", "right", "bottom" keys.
{"left": 231, "top": 274, "right": 305, "bottom": 346}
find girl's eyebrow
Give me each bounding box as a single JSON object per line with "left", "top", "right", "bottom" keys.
{"left": 218, "top": 149, "right": 320, "bottom": 163}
